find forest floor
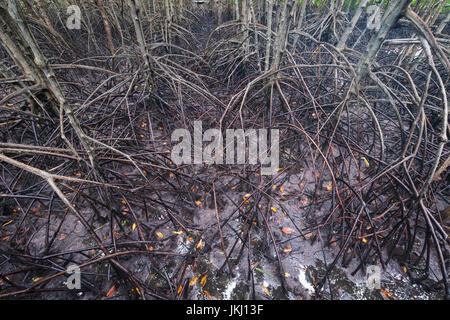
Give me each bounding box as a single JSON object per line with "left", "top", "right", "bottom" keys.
{"left": 0, "top": 11, "right": 448, "bottom": 300}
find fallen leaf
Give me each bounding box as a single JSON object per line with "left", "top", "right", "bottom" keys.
{"left": 282, "top": 227, "right": 294, "bottom": 234}
{"left": 200, "top": 275, "right": 207, "bottom": 288}
{"left": 203, "top": 290, "right": 211, "bottom": 298}
{"left": 331, "top": 237, "right": 337, "bottom": 246}
{"left": 2, "top": 220, "right": 13, "bottom": 227}
{"left": 283, "top": 247, "right": 292, "bottom": 253}
{"left": 261, "top": 285, "right": 271, "bottom": 297}
{"left": 362, "top": 157, "right": 370, "bottom": 167}
{"left": 380, "top": 288, "right": 395, "bottom": 300}
{"left": 106, "top": 285, "right": 116, "bottom": 298}
{"left": 189, "top": 276, "right": 200, "bottom": 286}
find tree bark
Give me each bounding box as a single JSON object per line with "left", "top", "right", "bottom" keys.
{"left": 96, "top": 0, "right": 116, "bottom": 55}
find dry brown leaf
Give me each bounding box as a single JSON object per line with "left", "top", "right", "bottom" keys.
{"left": 282, "top": 227, "right": 294, "bottom": 234}
{"left": 282, "top": 247, "right": 292, "bottom": 253}
{"left": 106, "top": 285, "right": 116, "bottom": 298}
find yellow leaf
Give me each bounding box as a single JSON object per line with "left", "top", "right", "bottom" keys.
{"left": 243, "top": 193, "right": 251, "bottom": 200}
{"left": 195, "top": 200, "right": 202, "bottom": 208}
{"left": 285, "top": 272, "right": 291, "bottom": 278}
{"left": 33, "top": 277, "right": 42, "bottom": 282}
{"left": 200, "top": 275, "right": 207, "bottom": 288}
{"left": 326, "top": 183, "right": 332, "bottom": 191}
{"left": 261, "top": 285, "right": 271, "bottom": 297}
{"left": 272, "top": 184, "right": 277, "bottom": 190}
{"left": 403, "top": 266, "right": 407, "bottom": 273}
{"left": 156, "top": 231, "right": 164, "bottom": 239}
{"left": 136, "top": 287, "right": 141, "bottom": 296}
{"left": 177, "top": 285, "right": 183, "bottom": 294}
{"left": 2, "top": 220, "right": 13, "bottom": 227}
{"left": 362, "top": 237, "right": 368, "bottom": 243}
{"left": 189, "top": 276, "right": 200, "bottom": 286}
{"left": 271, "top": 207, "right": 277, "bottom": 213}
{"left": 172, "top": 230, "right": 183, "bottom": 235}
{"left": 280, "top": 186, "right": 284, "bottom": 193}
{"left": 132, "top": 223, "right": 136, "bottom": 231}
{"left": 362, "top": 157, "right": 370, "bottom": 167}
{"left": 196, "top": 239, "right": 203, "bottom": 249}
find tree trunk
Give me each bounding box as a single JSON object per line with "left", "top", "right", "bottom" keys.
{"left": 96, "top": 0, "right": 116, "bottom": 55}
